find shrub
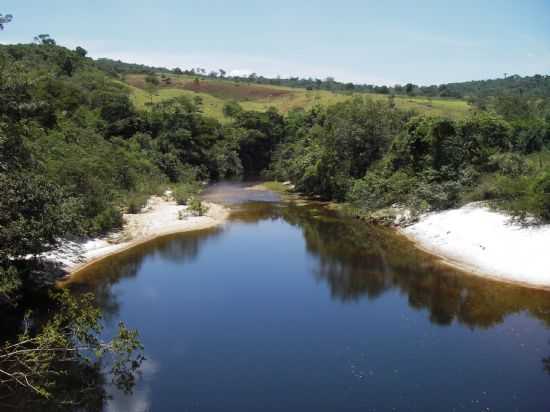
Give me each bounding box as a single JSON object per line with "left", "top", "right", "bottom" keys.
{"left": 469, "top": 172, "right": 550, "bottom": 222}
{"left": 463, "top": 174, "right": 503, "bottom": 202}
{"left": 173, "top": 182, "right": 201, "bottom": 205}
{"left": 91, "top": 205, "right": 123, "bottom": 234}
{"left": 223, "top": 100, "right": 242, "bottom": 118}
{"left": 126, "top": 192, "right": 149, "bottom": 214}
{"left": 187, "top": 196, "right": 209, "bottom": 216}
{"left": 532, "top": 172, "right": 550, "bottom": 220}
{"left": 348, "top": 171, "right": 413, "bottom": 210}
{"left": 487, "top": 152, "right": 529, "bottom": 177}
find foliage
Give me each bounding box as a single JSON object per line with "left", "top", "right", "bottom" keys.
{"left": 173, "top": 181, "right": 202, "bottom": 205}
{"left": 269, "top": 98, "right": 408, "bottom": 200}
{"left": 0, "top": 173, "right": 81, "bottom": 261}
{"left": 126, "top": 192, "right": 149, "bottom": 214}
{"left": 233, "top": 107, "right": 285, "bottom": 175}
{"left": 223, "top": 100, "right": 243, "bottom": 118}
{"left": 265, "top": 93, "right": 548, "bottom": 221}
{"left": 187, "top": 196, "right": 209, "bottom": 216}
{"left": 0, "top": 290, "right": 144, "bottom": 411}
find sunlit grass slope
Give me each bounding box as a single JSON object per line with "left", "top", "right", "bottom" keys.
{"left": 125, "top": 74, "right": 472, "bottom": 121}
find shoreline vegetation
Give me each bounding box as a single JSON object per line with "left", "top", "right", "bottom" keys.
{"left": 49, "top": 193, "right": 228, "bottom": 278}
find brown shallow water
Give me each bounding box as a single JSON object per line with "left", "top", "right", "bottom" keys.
{"left": 66, "top": 182, "right": 550, "bottom": 411}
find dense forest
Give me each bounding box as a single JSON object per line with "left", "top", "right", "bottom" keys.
{"left": 1, "top": 37, "right": 549, "bottom": 409}
{"left": 268, "top": 97, "right": 550, "bottom": 221}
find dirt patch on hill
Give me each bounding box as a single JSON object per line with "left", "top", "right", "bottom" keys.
{"left": 125, "top": 74, "right": 292, "bottom": 101}
{"left": 182, "top": 80, "right": 292, "bottom": 101}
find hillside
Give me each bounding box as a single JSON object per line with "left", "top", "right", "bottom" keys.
{"left": 97, "top": 57, "right": 549, "bottom": 106}
{"left": 123, "top": 73, "right": 472, "bottom": 121}
{"left": 445, "top": 74, "right": 550, "bottom": 99}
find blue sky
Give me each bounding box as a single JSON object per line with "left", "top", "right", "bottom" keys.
{"left": 1, "top": 0, "right": 549, "bottom": 85}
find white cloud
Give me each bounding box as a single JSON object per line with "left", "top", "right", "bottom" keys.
{"left": 104, "top": 357, "right": 160, "bottom": 412}
{"left": 83, "top": 47, "right": 397, "bottom": 85}
{"left": 229, "top": 69, "right": 253, "bottom": 77}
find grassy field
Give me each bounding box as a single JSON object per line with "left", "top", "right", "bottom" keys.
{"left": 125, "top": 74, "right": 472, "bottom": 121}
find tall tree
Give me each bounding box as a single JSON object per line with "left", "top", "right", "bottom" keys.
{"left": 74, "top": 46, "right": 87, "bottom": 57}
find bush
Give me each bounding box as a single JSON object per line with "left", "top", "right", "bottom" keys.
{"left": 187, "top": 196, "right": 209, "bottom": 216}
{"left": 126, "top": 192, "right": 149, "bottom": 214}
{"left": 348, "top": 168, "right": 464, "bottom": 213}
{"left": 91, "top": 205, "right": 123, "bottom": 234}
{"left": 487, "top": 152, "right": 529, "bottom": 177}
{"left": 463, "top": 174, "right": 504, "bottom": 202}
{"left": 223, "top": 100, "right": 242, "bottom": 118}
{"left": 532, "top": 172, "right": 550, "bottom": 220}
{"left": 468, "top": 172, "right": 550, "bottom": 222}
{"left": 173, "top": 182, "right": 201, "bottom": 205}
{"left": 348, "top": 171, "right": 415, "bottom": 210}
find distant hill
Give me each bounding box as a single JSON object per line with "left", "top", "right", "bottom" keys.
{"left": 122, "top": 73, "right": 471, "bottom": 121}
{"left": 95, "top": 58, "right": 173, "bottom": 76}
{"left": 93, "top": 57, "right": 549, "bottom": 100}
{"left": 443, "top": 74, "right": 550, "bottom": 99}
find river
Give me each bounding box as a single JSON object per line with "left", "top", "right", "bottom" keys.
{"left": 66, "top": 182, "right": 550, "bottom": 411}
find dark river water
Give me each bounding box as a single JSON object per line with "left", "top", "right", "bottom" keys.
{"left": 67, "top": 183, "right": 550, "bottom": 412}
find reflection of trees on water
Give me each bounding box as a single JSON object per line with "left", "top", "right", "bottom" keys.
{"left": 543, "top": 353, "right": 550, "bottom": 375}
{"left": 277, "top": 203, "right": 550, "bottom": 330}
{"left": 66, "top": 227, "right": 224, "bottom": 322}
{"left": 67, "top": 199, "right": 550, "bottom": 331}
{"left": 228, "top": 202, "right": 285, "bottom": 223}
{"left": 55, "top": 198, "right": 550, "bottom": 408}
{"left": 155, "top": 228, "right": 223, "bottom": 263}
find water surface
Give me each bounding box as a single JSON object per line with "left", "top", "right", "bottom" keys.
{"left": 68, "top": 183, "right": 550, "bottom": 411}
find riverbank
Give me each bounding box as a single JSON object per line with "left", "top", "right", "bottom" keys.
{"left": 400, "top": 203, "right": 550, "bottom": 289}
{"left": 231, "top": 181, "right": 550, "bottom": 289}
{"left": 47, "top": 194, "right": 229, "bottom": 276}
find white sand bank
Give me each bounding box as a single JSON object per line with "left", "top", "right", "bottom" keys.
{"left": 400, "top": 203, "right": 550, "bottom": 288}
{"left": 47, "top": 195, "right": 228, "bottom": 275}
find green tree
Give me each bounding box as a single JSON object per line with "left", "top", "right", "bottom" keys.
{"left": 234, "top": 107, "right": 285, "bottom": 175}
{"left": 74, "top": 46, "right": 87, "bottom": 57}
{"left": 33, "top": 34, "right": 56, "bottom": 45}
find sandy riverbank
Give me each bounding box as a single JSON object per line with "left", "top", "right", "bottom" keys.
{"left": 47, "top": 195, "right": 229, "bottom": 275}
{"left": 400, "top": 203, "right": 550, "bottom": 289}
